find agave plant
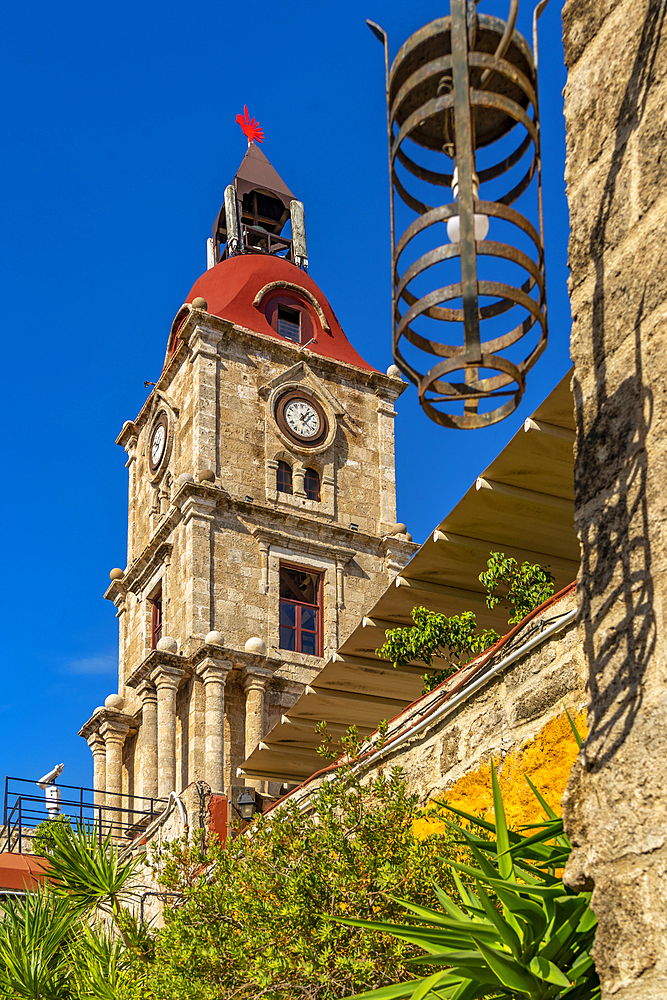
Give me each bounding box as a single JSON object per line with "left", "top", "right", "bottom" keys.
{"left": 0, "top": 886, "right": 76, "bottom": 999}
{"left": 0, "top": 823, "right": 146, "bottom": 999}
{"left": 340, "top": 763, "right": 599, "bottom": 1000}
{"left": 45, "top": 822, "right": 144, "bottom": 950}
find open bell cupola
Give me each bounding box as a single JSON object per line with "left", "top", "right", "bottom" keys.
{"left": 209, "top": 141, "right": 308, "bottom": 271}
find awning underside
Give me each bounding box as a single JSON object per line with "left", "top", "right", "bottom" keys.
{"left": 240, "top": 371, "right": 577, "bottom": 785}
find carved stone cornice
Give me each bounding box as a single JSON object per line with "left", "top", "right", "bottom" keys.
{"left": 115, "top": 307, "right": 407, "bottom": 447}
{"left": 115, "top": 479, "right": 394, "bottom": 595}
{"left": 240, "top": 518, "right": 357, "bottom": 564}
{"left": 78, "top": 709, "right": 137, "bottom": 741}
{"left": 125, "top": 648, "right": 191, "bottom": 690}
{"left": 190, "top": 641, "right": 283, "bottom": 676}
{"left": 109, "top": 542, "right": 173, "bottom": 603}
{"left": 381, "top": 535, "right": 420, "bottom": 576}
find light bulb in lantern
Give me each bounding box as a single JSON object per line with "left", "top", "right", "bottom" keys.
{"left": 446, "top": 169, "right": 489, "bottom": 243}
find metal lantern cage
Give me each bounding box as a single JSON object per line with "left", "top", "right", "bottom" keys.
{"left": 371, "top": 0, "right": 548, "bottom": 429}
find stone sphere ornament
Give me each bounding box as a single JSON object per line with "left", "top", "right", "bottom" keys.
{"left": 157, "top": 636, "right": 179, "bottom": 654}
{"left": 109, "top": 568, "right": 124, "bottom": 581}
{"left": 191, "top": 297, "right": 208, "bottom": 310}
{"left": 245, "top": 637, "right": 267, "bottom": 656}
{"left": 104, "top": 693, "right": 124, "bottom": 711}
{"left": 177, "top": 472, "right": 195, "bottom": 485}
{"left": 205, "top": 630, "right": 225, "bottom": 646}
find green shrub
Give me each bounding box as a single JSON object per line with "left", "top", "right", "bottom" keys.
{"left": 135, "top": 766, "right": 470, "bottom": 1000}
{"left": 339, "top": 764, "right": 598, "bottom": 1000}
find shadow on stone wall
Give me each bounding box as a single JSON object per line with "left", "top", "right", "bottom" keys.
{"left": 572, "top": 1, "right": 666, "bottom": 774}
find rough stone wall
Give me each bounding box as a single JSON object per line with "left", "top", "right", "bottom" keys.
{"left": 290, "top": 591, "right": 585, "bottom": 817}
{"left": 369, "top": 591, "right": 584, "bottom": 803}
{"left": 562, "top": 2, "right": 667, "bottom": 996}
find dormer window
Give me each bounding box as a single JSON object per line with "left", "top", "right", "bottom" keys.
{"left": 277, "top": 306, "right": 301, "bottom": 343}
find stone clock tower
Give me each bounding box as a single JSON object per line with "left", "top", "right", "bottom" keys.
{"left": 78, "top": 141, "right": 416, "bottom": 818}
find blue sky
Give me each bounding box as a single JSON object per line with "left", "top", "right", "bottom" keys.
{"left": 0, "top": 1, "right": 569, "bottom": 790}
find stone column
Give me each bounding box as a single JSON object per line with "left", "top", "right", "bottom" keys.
{"left": 293, "top": 464, "right": 307, "bottom": 497}
{"left": 199, "top": 658, "right": 232, "bottom": 793}
{"left": 152, "top": 665, "right": 184, "bottom": 799}
{"left": 138, "top": 681, "right": 158, "bottom": 803}
{"left": 100, "top": 719, "right": 129, "bottom": 838}
{"left": 259, "top": 540, "right": 270, "bottom": 594}
{"left": 376, "top": 396, "right": 399, "bottom": 532}
{"left": 335, "top": 557, "right": 346, "bottom": 611}
{"left": 181, "top": 495, "right": 216, "bottom": 644}
{"left": 87, "top": 731, "right": 106, "bottom": 811}
{"left": 243, "top": 672, "right": 268, "bottom": 792}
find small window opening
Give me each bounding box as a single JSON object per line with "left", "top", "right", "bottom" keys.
{"left": 277, "top": 460, "right": 293, "bottom": 495}
{"left": 304, "top": 468, "right": 321, "bottom": 502}
{"left": 151, "top": 589, "right": 163, "bottom": 649}
{"left": 277, "top": 305, "right": 301, "bottom": 343}
{"left": 279, "top": 566, "right": 321, "bottom": 656}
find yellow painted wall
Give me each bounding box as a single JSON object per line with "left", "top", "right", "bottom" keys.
{"left": 413, "top": 709, "right": 587, "bottom": 838}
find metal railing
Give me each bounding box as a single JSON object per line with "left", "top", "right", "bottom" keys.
{"left": 2, "top": 776, "right": 167, "bottom": 854}
{"left": 220, "top": 223, "right": 294, "bottom": 261}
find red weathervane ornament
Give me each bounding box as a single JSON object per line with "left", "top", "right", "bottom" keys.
{"left": 235, "top": 106, "right": 264, "bottom": 144}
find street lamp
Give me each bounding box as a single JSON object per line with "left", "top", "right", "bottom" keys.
{"left": 236, "top": 790, "right": 257, "bottom": 822}
{"left": 369, "top": 0, "right": 549, "bottom": 429}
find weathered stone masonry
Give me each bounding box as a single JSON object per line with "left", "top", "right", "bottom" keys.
{"left": 79, "top": 245, "right": 416, "bottom": 810}
{"left": 562, "top": 2, "right": 667, "bottom": 997}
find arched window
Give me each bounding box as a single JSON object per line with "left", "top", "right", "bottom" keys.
{"left": 304, "top": 468, "right": 321, "bottom": 502}
{"left": 277, "top": 460, "right": 293, "bottom": 495}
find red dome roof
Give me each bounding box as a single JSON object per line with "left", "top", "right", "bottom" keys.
{"left": 185, "top": 255, "right": 376, "bottom": 372}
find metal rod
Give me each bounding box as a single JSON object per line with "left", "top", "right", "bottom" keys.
{"left": 451, "top": 0, "right": 481, "bottom": 361}
{"left": 366, "top": 21, "right": 395, "bottom": 360}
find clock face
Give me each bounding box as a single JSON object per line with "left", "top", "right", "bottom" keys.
{"left": 285, "top": 399, "right": 321, "bottom": 439}
{"left": 275, "top": 392, "right": 328, "bottom": 447}
{"left": 149, "top": 416, "right": 168, "bottom": 472}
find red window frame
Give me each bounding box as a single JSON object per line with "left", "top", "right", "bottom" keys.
{"left": 279, "top": 564, "right": 323, "bottom": 657}
{"left": 151, "top": 590, "right": 163, "bottom": 649}
{"left": 277, "top": 460, "right": 293, "bottom": 495}
{"left": 304, "top": 468, "right": 321, "bottom": 502}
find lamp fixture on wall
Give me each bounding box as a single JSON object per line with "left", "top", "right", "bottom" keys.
{"left": 369, "top": 0, "right": 549, "bottom": 429}
{"left": 236, "top": 790, "right": 257, "bottom": 821}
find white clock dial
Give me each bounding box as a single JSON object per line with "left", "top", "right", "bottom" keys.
{"left": 151, "top": 424, "right": 166, "bottom": 464}
{"left": 285, "top": 399, "right": 320, "bottom": 438}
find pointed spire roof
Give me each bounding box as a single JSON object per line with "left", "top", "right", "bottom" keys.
{"left": 233, "top": 143, "right": 295, "bottom": 214}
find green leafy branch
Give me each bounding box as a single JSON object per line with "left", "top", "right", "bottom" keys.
{"left": 377, "top": 553, "right": 555, "bottom": 692}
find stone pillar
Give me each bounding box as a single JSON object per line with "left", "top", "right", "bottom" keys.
{"left": 199, "top": 658, "right": 232, "bottom": 793}
{"left": 293, "top": 464, "right": 307, "bottom": 497}
{"left": 259, "top": 540, "right": 270, "bottom": 594}
{"left": 562, "top": 3, "right": 667, "bottom": 997}
{"left": 376, "top": 396, "right": 399, "bottom": 532}
{"left": 138, "top": 681, "right": 158, "bottom": 803}
{"left": 152, "top": 665, "right": 184, "bottom": 798}
{"left": 100, "top": 719, "right": 129, "bottom": 837}
{"left": 335, "top": 557, "right": 346, "bottom": 611}
{"left": 181, "top": 495, "right": 216, "bottom": 644}
{"left": 87, "top": 732, "right": 106, "bottom": 810}
{"left": 243, "top": 672, "right": 268, "bottom": 792}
